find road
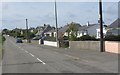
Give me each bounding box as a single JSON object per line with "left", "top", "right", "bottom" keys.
{"left": 2, "top": 36, "right": 118, "bottom": 73}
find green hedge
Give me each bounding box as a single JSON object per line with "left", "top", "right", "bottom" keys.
{"left": 78, "top": 35, "right": 98, "bottom": 41}
{"left": 105, "top": 35, "right": 120, "bottom": 41}
{"left": 2, "top": 36, "right": 6, "bottom": 42}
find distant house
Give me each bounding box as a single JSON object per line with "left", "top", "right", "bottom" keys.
{"left": 59, "top": 22, "right": 100, "bottom": 38}
{"left": 43, "top": 26, "right": 56, "bottom": 37}
{"left": 29, "top": 27, "right": 36, "bottom": 33}
{"left": 96, "top": 18, "right": 120, "bottom": 38}
{"left": 106, "top": 18, "right": 120, "bottom": 35}
{"left": 36, "top": 26, "right": 45, "bottom": 36}
{"left": 77, "top": 23, "right": 100, "bottom": 38}
{"left": 96, "top": 27, "right": 107, "bottom": 38}
{"left": 35, "top": 24, "right": 56, "bottom": 38}
{"left": 59, "top": 22, "right": 81, "bottom": 38}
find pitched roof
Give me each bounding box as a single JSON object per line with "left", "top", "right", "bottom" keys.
{"left": 108, "top": 18, "right": 120, "bottom": 28}
{"left": 58, "top": 25, "right": 69, "bottom": 38}
{"left": 78, "top": 24, "right": 98, "bottom": 31}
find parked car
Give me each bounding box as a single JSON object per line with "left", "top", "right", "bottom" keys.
{"left": 16, "top": 38, "right": 23, "bottom": 43}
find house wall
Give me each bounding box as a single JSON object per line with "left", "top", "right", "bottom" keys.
{"left": 107, "top": 29, "right": 120, "bottom": 35}
{"left": 87, "top": 25, "right": 99, "bottom": 37}
{"left": 77, "top": 31, "right": 87, "bottom": 37}
{"left": 96, "top": 28, "right": 107, "bottom": 38}
{"left": 44, "top": 41, "right": 57, "bottom": 47}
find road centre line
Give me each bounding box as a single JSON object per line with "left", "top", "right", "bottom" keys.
{"left": 29, "top": 53, "right": 35, "bottom": 57}
{"left": 25, "top": 50, "right": 28, "bottom": 53}
{"left": 8, "top": 38, "right": 46, "bottom": 65}
{"left": 37, "top": 58, "right": 46, "bottom": 65}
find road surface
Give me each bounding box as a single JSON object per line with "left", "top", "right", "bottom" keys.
{"left": 2, "top": 36, "right": 118, "bottom": 73}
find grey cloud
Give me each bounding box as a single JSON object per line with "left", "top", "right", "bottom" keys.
{"left": 103, "top": 3, "right": 118, "bottom": 15}
{"left": 69, "top": 14, "right": 77, "bottom": 18}
{"left": 118, "top": 1, "right": 120, "bottom": 18}
{"left": 41, "top": 13, "right": 55, "bottom": 22}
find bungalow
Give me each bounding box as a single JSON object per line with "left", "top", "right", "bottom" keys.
{"left": 35, "top": 24, "right": 56, "bottom": 38}
{"left": 96, "top": 18, "right": 120, "bottom": 38}
{"left": 59, "top": 22, "right": 100, "bottom": 38}
{"left": 43, "top": 26, "right": 56, "bottom": 37}
{"left": 106, "top": 18, "right": 120, "bottom": 35}
{"left": 96, "top": 27, "right": 107, "bottom": 38}
{"left": 77, "top": 22, "right": 100, "bottom": 38}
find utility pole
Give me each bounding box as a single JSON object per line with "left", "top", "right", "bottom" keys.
{"left": 16, "top": 28, "right": 18, "bottom": 39}
{"left": 99, "top": 0, "right": 105, "bottom": 52}
{"left": 26, "top": 19, "right": 30, "bottom": 43}
{"left": 55, "top": 0, "right": 59, "bottom": 47}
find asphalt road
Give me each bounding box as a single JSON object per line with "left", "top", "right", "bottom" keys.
{"left": 2, "top": 36, "right": 118, "bottom": 73}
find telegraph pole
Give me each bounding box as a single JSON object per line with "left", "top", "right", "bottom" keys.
{"left": 26, "top": 19, "right": 30, "bottom": 43}
{"left": 55, "top": 0, "right": 59, "bottom": 47}
{"left": 99, "top": 0, "right": 105, "bottom": 52}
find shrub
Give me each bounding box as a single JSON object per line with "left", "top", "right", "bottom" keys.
{"left": 44, "top": 36, "right": 56, "bottom": 42}
{"left": 2, "top": 36, "right": 6, "bottom": 42}
{"left": 69, "top": 33, "right": 77, "bottom": 41}
{"left": 79, "top": 35, "right": 97, "bottom": 41}
{"left": 105, "top": 35, "right": 120, "bottom": 41}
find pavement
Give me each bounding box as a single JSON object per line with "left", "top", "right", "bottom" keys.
{"left": 1, "top": 36, "right": 118, "bottom": 73}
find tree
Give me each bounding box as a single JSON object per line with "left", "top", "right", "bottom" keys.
{"left": 2, "top": 29, "right": 8, "bottom": 34}
{"left": 66, "top": 22, "right": 80, "bottom": 41}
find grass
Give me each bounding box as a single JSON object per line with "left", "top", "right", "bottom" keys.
{"left": 0, "top": 34, "right": 5, "bottom": 60}
{"left": 0, "top": 34, "right": 2, "bottom": 60}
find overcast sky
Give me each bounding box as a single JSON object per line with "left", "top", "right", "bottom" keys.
{"left": 1, "top": 1, "right": 119, "bottom": 29}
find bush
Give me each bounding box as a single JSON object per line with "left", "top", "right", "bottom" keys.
{"left": 59, "top": 40, "right": 69, "bottom": 48}
{"left": 69, "top": 33, "right": 77, "bottom": 41}
{"left": 79, "top": 35, "right": 97, "bottom": 41}
{"left": 44, "top": 36, "right": 56, "bottom": 42}
{"left": 105, "top": 35, "right": 120, "bottom": 41}
{"left": 2, "top": 36, "right": 6, "bottom": 42}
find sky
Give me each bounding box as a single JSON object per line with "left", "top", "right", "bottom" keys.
{"left": 0, "top": 1, "right": 119, "bottom": 29}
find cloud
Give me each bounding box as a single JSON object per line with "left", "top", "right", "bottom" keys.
{"left": 40, "top": 13, "right": 55, "bottom": 23}
{"left": 68, "top": 14, "right": 77, "bottom": 18}
{"left": 118, "top": 1, "right": 120, "bottom": 18}
{"left": 103, "top": 2, "right": 118, "bottom": 15}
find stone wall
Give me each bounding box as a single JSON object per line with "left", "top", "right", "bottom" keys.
{"left": 69, "top": 41, "right": 101, "bottom": 51}
{"left": 69, "top": 41, "right": 119, "bottom": 54}
{"left": 105, "top": 41, "right": 120, "bottom": 54}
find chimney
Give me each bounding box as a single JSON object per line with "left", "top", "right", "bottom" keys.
{"left": 87, "top": 21, "right": 90, "bottom": 26}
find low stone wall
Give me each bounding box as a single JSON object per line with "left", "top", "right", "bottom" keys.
{"left": 69, "top": 41, "right": 101, "bottom": 51}
{"left": 44, "top": 41, "right": 57, "bottom": 47}
{"left": 69, "top": 41, "right": 119, "bottom": 54}
{"left": 105, "top": 41, "right": 120, "bottom": 54}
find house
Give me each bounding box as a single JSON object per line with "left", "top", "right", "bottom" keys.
{"left": 43, "top": 26, "right": 56, "bottom": 37}
{"left": 35, "top": 26, "right": 45, "bottom": 36}
{"left": 106, "top": 18, "right": 120, "bottom": 35}
{"left": 35, "top": 24, "right": 56, "bottom": 38}
{"left": 58, "top": 22, "right": 100, "bottom": 38}
{"left": 29, "top": 27, "right": 36, "bottom": 33}
{"left": 96, "top": 18, "right": 120, "bottom": 38}
{"left": 77, "top": 22, "right": 100, "bottom": 38}
{"left": 96, "top": 27, "right": 107, "bottom": 38}
{"left": 58, "top": 22, "right": 81, "bottom": 38}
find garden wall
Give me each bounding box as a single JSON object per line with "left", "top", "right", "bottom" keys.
{"left": 69, "top": 41, "right": 101, "bottom": 51}
{"left": 69, "top": 41, "right": 119, "bottom": 54}
{"left": 43, "top": 41, "right": 57, "bottom": 47}
{"left": 105, "top": 41, "right": 120, "bottom": 54}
